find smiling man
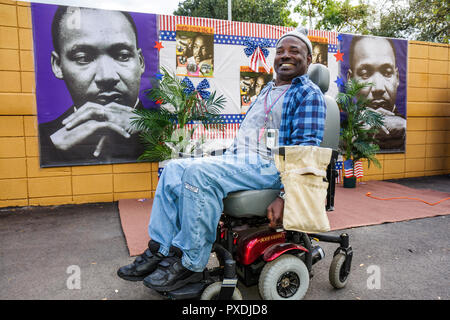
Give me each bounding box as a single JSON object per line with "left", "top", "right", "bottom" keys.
{"left": 38, "top": 6, "right": 146, "bottom": 166}
{"left": 117, "top": 27, "right": 327, "bottom": 294}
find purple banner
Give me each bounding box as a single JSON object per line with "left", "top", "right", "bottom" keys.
{"left": 339, "top": 34, "right": 408, "bottom": 153}
{"left": 31, "top": 3, "right": 159, "bottom": 167}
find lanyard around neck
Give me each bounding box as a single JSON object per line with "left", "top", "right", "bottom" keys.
{"left": 263, "top": 84, "right": 289, "bottom": 121}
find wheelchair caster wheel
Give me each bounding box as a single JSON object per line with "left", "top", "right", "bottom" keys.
{"left": 329, "top": 252, "right": 350, "bottom": 289}
{"left": 258, "top": 254, "right": 310, "bottom": 300}
{"left": 200, "top": 282, "right": 243, "bottom": 300}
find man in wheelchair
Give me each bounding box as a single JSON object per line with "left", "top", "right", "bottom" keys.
{"left": 118, "top": 27, "right": 331, "bottom": 295}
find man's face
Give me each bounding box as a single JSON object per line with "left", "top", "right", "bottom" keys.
{"left": 51, "top": 8, "right": 145, "bottom": 108}
{"left": 349, "top": 37, "right": 399, "bottom": 110}
{"left": 192, "top": 36, "right": 208, "bottom": 61}
{"left": 274, "top": 36, "right": 311, "bottom": 85}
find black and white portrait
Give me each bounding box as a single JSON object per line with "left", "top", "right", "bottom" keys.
{"left": 341, "top": 34, "right": 408, "bottom": 152}
{"left": 32, "top": 5, "right": 159, "bottom": 167}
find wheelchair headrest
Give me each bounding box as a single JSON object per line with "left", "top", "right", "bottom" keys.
{"left": 307, "top": 63, "right": 330, "bottom": 94}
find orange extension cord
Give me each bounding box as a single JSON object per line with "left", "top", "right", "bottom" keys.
{"left": 365, "top": 192, "right": 450, "bottom": 206}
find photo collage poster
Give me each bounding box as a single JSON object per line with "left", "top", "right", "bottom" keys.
{"left": 239, "top": 66, "right": 274, "bottom": 114}
{"left": 175, "top": 25, "right": 214, "bottom": 77}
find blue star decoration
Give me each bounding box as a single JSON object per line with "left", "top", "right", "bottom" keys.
{"left": 336, "top": 34, "right": 343, "bottom": 42}
{"left": 334, "top": 76, "right": 345, "bottom": 88}
{"left": 155, "top": 72, "right": 164, "bottom": 80}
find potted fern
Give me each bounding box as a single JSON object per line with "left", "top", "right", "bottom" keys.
{"left": 337, "top": 79, "right": 385, "bottom": 188}
{"left": 132, "top": 67, "right": 226, "bottom": 162}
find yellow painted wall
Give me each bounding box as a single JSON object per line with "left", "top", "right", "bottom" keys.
{"left": 0, "top": 1, "right": 448, "bottom": 207}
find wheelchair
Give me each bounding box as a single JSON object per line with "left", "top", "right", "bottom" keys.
{"left": 155, "top": 64, "right": 353, "bottom": 300}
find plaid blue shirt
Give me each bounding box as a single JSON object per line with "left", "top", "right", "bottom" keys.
{"left": 277, "top": 74, "right": 326, "bottom": 146}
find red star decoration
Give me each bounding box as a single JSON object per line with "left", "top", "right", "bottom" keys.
{"left": 155, "top": 98, "right": 164, "bottom": 104}
{"left": 334, "top": 50, "right": 344, "bottom": 62}
{"left": 154, "top": 41, "right": 164, "bottom": 51}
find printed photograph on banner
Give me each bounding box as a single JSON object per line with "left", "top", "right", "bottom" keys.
{"left": 310, "top": 36, "right": 329, "bottom": 67}
{"left": 31, "top": 4, "right": 159, "bottom": 167}
{"left": 175, "top": 25, "right": 214, "bottom": 77}
{"left": 239, "top": 67, "right": 273, "bottom": 114}
{"left": 339, "top": 34, "right": 408, "bottom": 153}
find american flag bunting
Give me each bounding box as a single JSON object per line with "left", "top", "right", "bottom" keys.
{"left": 159, "top": 15, "right": 338, "bottom": 52}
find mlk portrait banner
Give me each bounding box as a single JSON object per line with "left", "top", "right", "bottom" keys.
{"left": 31, "top": 3, "right": 408, "bottom": 168}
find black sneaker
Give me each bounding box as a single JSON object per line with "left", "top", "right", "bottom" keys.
{"left": 143, "top": 253, "right": 203, "bottom": 292}
{"left": 117, "top": 240, "right": 163, "bottom": 281}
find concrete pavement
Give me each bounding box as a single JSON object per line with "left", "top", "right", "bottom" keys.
{"left": 0, "top": 175, "right": 448, "bottom": 300}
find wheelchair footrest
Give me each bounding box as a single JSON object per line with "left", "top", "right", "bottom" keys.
{"left": 165, "top": 281, "right": 208, "bottom": 300}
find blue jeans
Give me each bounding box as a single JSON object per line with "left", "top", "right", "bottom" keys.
{"left": 148, "top": 153, "right": 281, "bottom": 272}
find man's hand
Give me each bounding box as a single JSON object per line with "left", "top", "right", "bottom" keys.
{"left": 267, "top": 196, "right": 284, "bottom": 229}
{"left": 50, "top": 101, "right": 135, "bottom": 155}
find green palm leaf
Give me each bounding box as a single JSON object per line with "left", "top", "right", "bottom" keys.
{"left": 132, "top": 67, "right": 226, "bottom": 162}
{"left": 337, "top": 78, "right": 385, "bottom": 168}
